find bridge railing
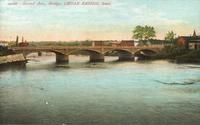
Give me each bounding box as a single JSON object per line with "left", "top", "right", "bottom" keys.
{"left": 9, "top": 45, "right": 164, "bottom": 51}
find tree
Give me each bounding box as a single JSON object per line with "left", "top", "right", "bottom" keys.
{"left": 164, "top": 31, "right": 176, "bottom": 41}
{"left": 132, "top": 25, "right": 156, "bottom": 41}
{"left": 143, "top": 25, "right": 156, "bottom": 40}
{"left": 132, "top": 25, "right": 144, "bottom": 41}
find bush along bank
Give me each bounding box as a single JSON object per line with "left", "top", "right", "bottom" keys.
{"left": 175, "top": 50, "right": 200, "bottom": 63}
{"left": 152, "top": 46, "right": 200, "bottom": 63}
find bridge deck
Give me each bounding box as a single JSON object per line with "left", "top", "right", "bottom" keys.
{"left": 9, "top": 45, "right": 163, "bottom": 51}
{"left": 8, "top": 45, "right": 164, "bottom": 63}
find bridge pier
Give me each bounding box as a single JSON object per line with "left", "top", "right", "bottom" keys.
{"left": 90, "top": 54, "right": 104, "bottom": 62}
{"left": 118, "top": 55, "right": 134, "bottom": 61}
{"left": 38, "top": 52, "right": 42, "bottom": 56}
{"left": 56, "top": 53, "right": 69, "bottom": 63}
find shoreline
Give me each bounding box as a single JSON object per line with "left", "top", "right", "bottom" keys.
{"left": 0, "top": 54, "right": 27, "bottom": 67}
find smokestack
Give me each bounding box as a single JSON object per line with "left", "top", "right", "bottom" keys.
{"left": 16, "top": 36, "right": 19, "bottom": 46}
{"left": 22, "top": 36, "right": 24, "bottom": 43}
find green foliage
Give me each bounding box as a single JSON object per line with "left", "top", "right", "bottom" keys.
{"left": 164, "top": 31, "right": 176, "bottom": 41}
{"left": 153, "top": 46, "right": 200, "bottom": 63}
{"left": 176, "top": 50, "right": 200, "bottom": 63}
{"left": 132, "top": 25, "right": 156, "bottom": 41}
{"left": 143, "top": 25, "right": 156, "bottom": 40}
{"left": 132, "top": 25, "right": 144, "bottom": 41}
{"left": 153, "top": 46, "right": 189, "bottom": 59}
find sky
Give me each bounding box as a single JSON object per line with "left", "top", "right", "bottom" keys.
{"left": 0, "top": 0, "right": 200, "bottom": 41}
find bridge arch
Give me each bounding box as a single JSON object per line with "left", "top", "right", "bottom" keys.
{"left": 21, "top": 50, "right": 65, "bottom": 57}
{"left": 104, "top": 49, "right": 133, "bottom": 55}
{"left": 17, "top": 50, "right": 68, "bottom": 63}
{"left": 24, "top": 51, "right": 55, "bottom": 57}
{"left": 104, "top": 49, "right": 134, "bottom": 61}
{"left": 134, "top": 49, "right": 158, "bottom": 57}
{"left": 67, "top": 49, "right": 102, "bottom": 55}
{"left": 67, "top": 49, "right": 104, "bottom": 62}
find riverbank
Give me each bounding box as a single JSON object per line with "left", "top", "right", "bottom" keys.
{"left": 176, "top": 50, "right": 200, "bottom": 63}
{"left": 152, "top": 46, "right": 200, "bottom": 64}
{"left": 0, "top": 54, "right": 27, "bottom": 67}
{"left": 0, "top": 46, "right": 27, "bottom": 67}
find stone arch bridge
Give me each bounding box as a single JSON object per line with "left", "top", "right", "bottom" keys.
{"left": 9, "top": 46, "right": 163, "bottom": 63}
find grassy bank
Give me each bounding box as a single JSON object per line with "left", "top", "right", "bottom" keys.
{"left": 175, "top": 50, "right": 200, "bottom": 63}
{"left": 153, "top": 46, "right": 189, "bottom": 59}
{"left": 153, "top": 46, "right": 200, "bottom": 63}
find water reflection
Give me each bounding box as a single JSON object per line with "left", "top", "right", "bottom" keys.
{"left": 155, "top": 78, "right": 200, "bottom": 85}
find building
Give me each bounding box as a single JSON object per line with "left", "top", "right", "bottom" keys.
{"left": 18, "top": 36, "right": 29, "bottom": 47}
{"left": 111, "top": 40, "right": 134, "bottom": 47}
{"left": 176, "top": 30, "right": 200, "bottom": 50}
{"left": 0, "top": 41, "right": 9, "bottom": 47}
{"left": 92, "top": 41, "right": 105, "bottom": 47}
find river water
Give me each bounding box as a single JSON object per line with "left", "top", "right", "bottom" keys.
{"left": 0, "top": 55, "right": 200, "bottom": 125}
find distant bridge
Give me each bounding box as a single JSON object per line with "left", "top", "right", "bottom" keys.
{"left": 9, "top": 45, "right": 163, "bottom": 63}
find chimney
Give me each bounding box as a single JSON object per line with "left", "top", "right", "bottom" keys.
{"left": 193, "top": 30, "right": 197, "bottom": 37}
{"left": 16, "top": 36, "right": 19, "bottom": 46}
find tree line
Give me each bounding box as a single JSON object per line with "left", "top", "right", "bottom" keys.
{"left": 132, "top": 25, "right": 176, "bottom": 45}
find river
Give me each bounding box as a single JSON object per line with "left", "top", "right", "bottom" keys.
{"left": 0, "top": 55, "right": 200, "bottom": 125}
